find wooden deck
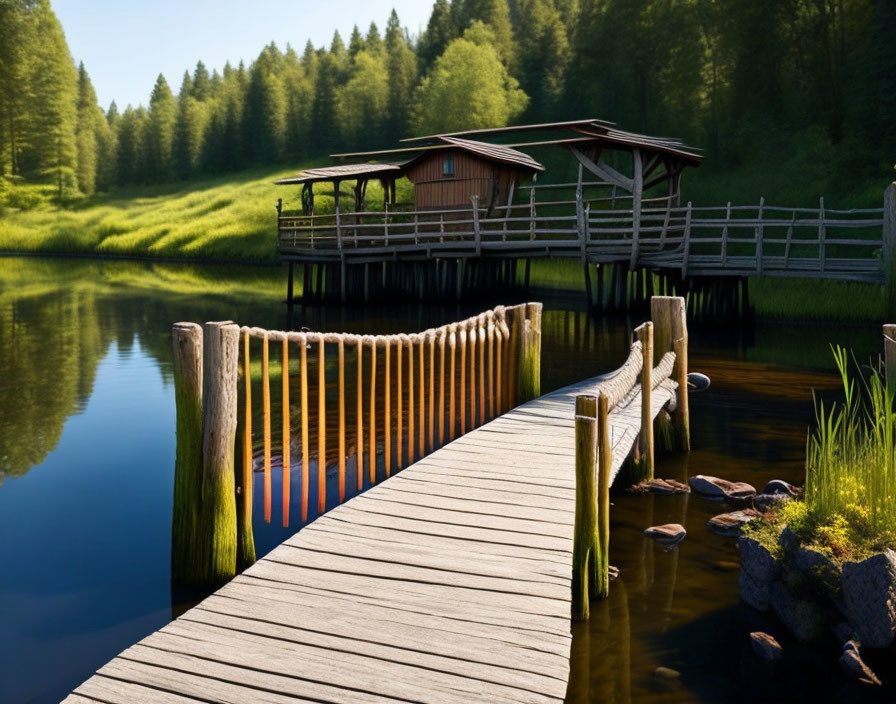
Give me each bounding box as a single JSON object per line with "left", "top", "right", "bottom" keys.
{"left": 66, "top": 372, "right": 677, "bottom": 704}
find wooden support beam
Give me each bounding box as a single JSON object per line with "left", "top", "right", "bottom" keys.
{"left": 629, "top": 148, "right": 643, "bottom": 269}
{"left": 569, "top": 146, "right": 634, "bottom": 192}
{"left": 651, "top": 296, "right": 689, "bottom": 451}
{"left": 572, "top": 394, "right": 598, "bottom": 621}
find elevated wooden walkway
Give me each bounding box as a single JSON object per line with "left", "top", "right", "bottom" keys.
{"left": 66, "top": 365, "right": 678, "bottom": 703}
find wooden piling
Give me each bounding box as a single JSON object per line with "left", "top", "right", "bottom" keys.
{"left": 356, "top": 339, "right": 363, "bottom": 490}
{"left": 299, "top": 334, "right": 309, "bottom": 521}
{"left": 237, "top": 330, "right": 255, "bottom": 569}
{"left": 651, "top": 296, "right": 689, "bottom": 451}
{"left": 884, "top": 324, "right": 896, "bottom": 391}
{"left": 438, "top": 329, "right": 447, "bottom": 445}
{"left": 281, "top": 337, "right": 290, "bottom": 527}
{"left": 384, "top": 337, "right": 392, "bottom": 476}
{"left": 596, "top": 392, "right": 611, "bottom": 599}
{"left": 172, "top": 322, "right": 204, "bottom": 586}
{"left": 408, "top": 336, "right": 416, "bottom": 464}
{"left": 572, "top": 394, "right": 598, "bottom": 621}
{"left": 418, "top": 335, "right": 425, "bottom": 457}
{"left": 459, "top": 323, "right": 467, "bottom": 435}
{"left": 200, "top": 321, "right": 240, "bottom": 585}
{"left": 428, "top": 332, "right": 435, "bottom": 452}
{"left": 317, "top": 337, "right": 326, "bottom": 514}
{"left": 369, "top": 338, "right": 377, "bottom": 484}
{"left": 262, "top": 334, "right": 271, "bottom": 523}
{"left": 337, "top": 337, "right": 345, "bottom": 502}
{"left": 449, "top": 325, "right": 457, "bottom": 440}
{"left": 635, "top": 322, "right": 654, "bottom": 480}
{"left": 517, "top": 303, "right": 542, "bottom": 403}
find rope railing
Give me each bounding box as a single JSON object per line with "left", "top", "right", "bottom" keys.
{"left": 170, "top": 303, "right": 543, "bottom": 587}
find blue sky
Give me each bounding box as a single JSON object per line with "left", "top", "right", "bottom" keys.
{"left": 54, "top": 1, "right": 433, "bottom": 109}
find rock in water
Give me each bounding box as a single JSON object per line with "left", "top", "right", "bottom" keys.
{"left": 653, "top": 666, "right": 680, "bottom": 680}
{"left": 841, "top": 549, "right": 896, "bottom": 648}
{"left": 754, "top": 493, "right": 791, "bottom": 512}
{"left": 689, "top": 475, "right": 756, "bottom": 500}
{"left": 644, "top": 523, "right": 686, "bottom": 544}
{"left": 749, "top": 631, "right": 783, "bottom": 664}
{"left": 630, "top": 478, "right": 690, "bottom": 495}
{"left": 761, "top": 479, "right": 803, "bottom": 497}
{"left": 707, "top": 509, "right": 762, "bottom": 536}
{"left": 839, "top": 643, "right": 882, "bottom": 686}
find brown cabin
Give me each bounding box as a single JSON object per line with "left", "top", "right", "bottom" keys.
{"left": 402, "top": 137, "right": 544, "bottom": 214}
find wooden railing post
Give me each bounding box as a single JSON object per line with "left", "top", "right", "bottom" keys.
{"left": 572, "top": 394, "right": 598, "bottom": 620}
{"left": 883, "top": 183, "right": 896, "bottom": 317}
{"left": 635, "top": 322, "right": 654, "bottom": 480}
{"left": 172, "top": 322, "right": 204, "bottom": 586}
{"left": 596, "top": 392, "right": 611, "bottom": 600}
{"left": 651, "top": 296, "right": 689, "bottom": 451}
{"left": 200, "top": 321, "right": 240, "bottom": 585}
{"left": 884, "top": 324, "right": 896, "bottom": 392}
{"left": 515, "top": 302, "right": 542, "bottom": 403}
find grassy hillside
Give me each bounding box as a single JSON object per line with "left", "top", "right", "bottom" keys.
{"left": 0, "top": 167, "right": 309, "bottom": 263}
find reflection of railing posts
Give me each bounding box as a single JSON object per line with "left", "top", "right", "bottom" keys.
{"left": 172, "top": 321, "right": 242, "bottom": 588}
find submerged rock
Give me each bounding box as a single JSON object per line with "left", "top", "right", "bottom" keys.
{"left": 689, "top": 475, "right": 756, "bottom": 500}
{"left": 749, "top": 631, "right": 783, "bottom": 664}
{"left": 653, "top": 666, "right": 681, "bottom": 680}
{"left": 841, "top": 549, "right": 896, "bottom": 648}
{"left": 839, "top": 642, "right": 882, "bottom": 686}
{"left": 707, "top": 509, "right": 763, "bottom": 536}
{"left": 769, "top": 581, "right": 824, "bottom": 643}
{"left": 629, "top": 478, "right": 690, "bottom": 495}
{"left": 762, "top": 479, "right": 803, "bottom": 498}
{"left": 644, "top": 523, "right": 686, "bottom": 544}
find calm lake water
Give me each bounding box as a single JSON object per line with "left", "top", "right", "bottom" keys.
{"left": 0, "top": 257, "right": 884, "bottom": 703}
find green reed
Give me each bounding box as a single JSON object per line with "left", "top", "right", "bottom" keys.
{"left": 806, "top": 346, "right": 896, "bottom": 536}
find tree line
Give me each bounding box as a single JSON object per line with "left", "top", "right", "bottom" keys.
{"left": 0, "top": 0, "right": 893, "bottom": 200}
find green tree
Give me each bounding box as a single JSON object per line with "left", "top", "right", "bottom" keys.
{"left": 144, "top": 74, "right": 177, "bottom": 182}
{"left": 418, "top": 0, "right": 457, "bottom": 73}
{"left": 452, "top": 0, "right": 515, "bottom": 67}
{"left": 337, "top": 49, "right": 389, "bottom": 149}
{"left": 310, "top": 52, "right": 340, "bottom": 154}
{"left": 348, "top": 25, "right": 365, "bottom": 58}
{"left": 514, "top": 0, "right": 569, "bottom": 121}
{"left": 412, "top": 22, "right": 528, "bottom": 134}
{"left": 191, "top": 60, "right": 211, "bottom": 101}
{"left": 173, "top": 72, "right": 208, "bottom": 178}
{"left": 242, "top": 44, "right": 287, "bottom": 164}
{"left": 115, "top": 106, "right": 147, "bottom": 184}
{"left": 385, "top": 9, "right": 418, "bottom": 141}
{"left": 75, "top": 62, "right": 109, "bottom": 194}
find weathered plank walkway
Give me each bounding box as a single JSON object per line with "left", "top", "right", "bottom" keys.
{"left": 66, "top": 371, "right": 676, "bottom": 704}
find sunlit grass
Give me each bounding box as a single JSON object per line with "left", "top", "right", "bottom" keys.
{"left": 802, "top": 347, "right": 896, "bottom": 553}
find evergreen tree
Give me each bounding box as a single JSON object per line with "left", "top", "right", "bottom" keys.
{"left": 116, "top": 106, "right": 147, "bottom": 184}
{"left": 337, "top": 49, "right": 388, "bottom": 149}
{"left": 283, "top": 45, "right": 312, "bottom": 162}
{"left": 242, "top": 45, "right": 287, "bottom": 164}
{"left": 385, "top": 9, "right": 418, "bottom": 141}
{"left": 418, "top": 0, "right": 456, "bottom": 74}
{"left": 144, "top": 74, "right": 177, "bottom": 182}
{"left": 75, "top": 63, "right": 101, "bottom": 194}
{"left": 348, "top": 25, "right": 365, "bottom": 58}
{"left": 515, "top": 0, "right": 570, "bottom": 121}
{"left": 191, "top": 60, "right": 211, "bottom": 100}
{"left": 366, "top": 22, "right": 383, "bottom": 55}
{"left": 310, "top": 52, "right": 339, "bottom": 154}
{"left": 173, "top": 72, "right": 208, "bottom": 177}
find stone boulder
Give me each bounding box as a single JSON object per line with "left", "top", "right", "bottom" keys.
{"left": 738, "top": 536, "right": 780, "bottom": 611}
{"left": 841, "top": 550, "right": 896, "bottom": 648}
{"left": 839, "top": 641, "right": 881, "bottom": 686}
{"left": 644, "top": 523, "right": 686, "bottom": 545}
{"left": 630, "top": 478, "right": 690, "bottom": 495}
{"left": 689, "top": 475, "right": 756, "bottom": 501}
{"left": 707, "top": 509, "right": 763, "bottom": 537}
{"left": 754, "top": 493, "right": 791, "bottom": 512}
{"left": 749, "top": 631, "right": 783, "bottom": 664}
{"left": 791, "top": 545, "right": 840, "bottom": 596}
{"left": 761, "top": 479, "right": 803, "bottom": 498}
{"left": 769, "top": 580, "right": 824, "bottom": 643}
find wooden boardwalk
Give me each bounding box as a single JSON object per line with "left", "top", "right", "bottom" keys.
{"left": 66, "top": 372, "right": 677, "bottom": 704}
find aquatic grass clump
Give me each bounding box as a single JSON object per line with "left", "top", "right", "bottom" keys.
{"left": 805, "top": 346, "right": 896, "bottom": 549}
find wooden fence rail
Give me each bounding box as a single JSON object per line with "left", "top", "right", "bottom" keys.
{"left": 171, "top": 303, "right": 543, "bottom": 587}
{"left": 571, "top": 296, "right": 687, "bottom": 619}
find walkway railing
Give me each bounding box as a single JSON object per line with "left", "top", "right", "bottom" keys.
{"left": 571, "top": 296, "right": 688, "bottom": 619}
{"left": 170, "top": 303, "right": 543, "bottom": 587}
{"left": 277, "top": 183, "right": 895, "bottom": 286}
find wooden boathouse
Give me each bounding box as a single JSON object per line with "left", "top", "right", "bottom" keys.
{"left": 275, "top": 120, "right": 893, "bottom": 316}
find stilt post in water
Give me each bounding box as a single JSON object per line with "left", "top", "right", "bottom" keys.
{"left": 572, "top": 394, "right": 598, "bottom": 620}
{"left": 171, "top": 322, "right": 204, "bottom": 586}
{"left": 651, "top": 296, "right": 689, "bottom": 451}
{"left": 237, "top": 330, "right": 256, "bottom": 569}
{"left": 200, "top": 321, "right": 240, "bottom": 585}
{"left": 635, "top": 321, "right": 654, "bottom": 480}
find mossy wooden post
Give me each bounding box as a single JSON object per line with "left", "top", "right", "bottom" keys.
{"left": 516, "top": 302, "right": 542, "bottom": 403}
{"left": 596, "top": 392, "right": 611, "bottom": 599}
{"left": 572, "top": 394, "right": 598, "bottom": 620}
{"left": 884, "top": 324, "right": 896, "bottom": 392}
{"left": 651, "top": 296, "right": 689, "bottom": 451}
{"left": 635, "top": 322, "right": 654, "bottom": 480}
{"left": 171, "top": 322, "right": 203, "bottom": 586}
{"left": 885, "top": 183, "right": 896, "bottom": 319}
{"left": 200, "top": 321, "right": 239, "bottom": 585}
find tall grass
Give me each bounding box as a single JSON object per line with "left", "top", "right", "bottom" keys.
{"left": 806, "top": 346, "right": 896, "bottom": 537}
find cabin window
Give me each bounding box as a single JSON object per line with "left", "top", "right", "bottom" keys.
{"left": 442, "top": 154, "right": 454, "bottom": 177}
